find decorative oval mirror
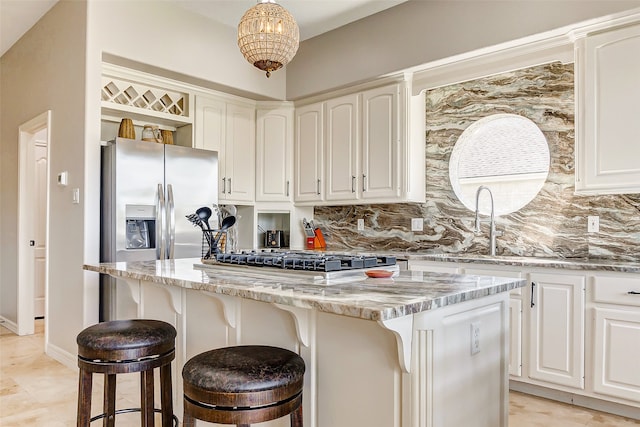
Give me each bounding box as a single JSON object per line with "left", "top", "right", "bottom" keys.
{"left": 449, "top": 114, "right": 550, "bottom": 216}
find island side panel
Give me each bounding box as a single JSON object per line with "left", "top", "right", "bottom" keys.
{"left": 316, "top": 311, "right": 404, "bottom": 427}
{"left": 413, "top": 293, "right": 510, "bottom": 427}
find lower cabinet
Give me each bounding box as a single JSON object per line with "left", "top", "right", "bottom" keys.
{"left": 528, "top": 272, "right": 585, "bottom": 389}
{"left": 591, "top": 275, "right": 640, "bottom": 404}
{"left": 407, "top": 259, "right": 640, "bottom": 412}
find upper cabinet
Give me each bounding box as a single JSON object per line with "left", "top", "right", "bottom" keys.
{"left": 195, "top": 94, "right": 255, "bottom": 203}
{"left": 575, "top": 23, "right": 640, "bottom": 195}
{"left": 294, "top": 82, "right": 425, "bottom": 205}
{"left": 325, "top": 93, "right": 360, "bottom": 202}
{"left": 256, "top": 104, "right": 294, "bottom": 202}
{"left": 294, "top": 103, "right": 324, "bottom": 203}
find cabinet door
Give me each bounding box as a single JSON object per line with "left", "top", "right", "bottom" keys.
{"left": 528, "top": 272, "right": 585, "bottom": 388}
{"left": 361, "top": 85, "right": 400, "bottom": 200}
{"left": 593, "top": 307, "right": 640, "bottom": 403}
{"left": 224, "top": 103, "right": 255, "bottom": 202}
{"left": 256, "top": 107, "right": 293, "bottom": 202}
{"left": 576, "top": 24, "right": 640, "bottom": 194}
{"left": 294, "top": 103, "right": 324, "bottom": 203}
{"left": 325, "top": 93, "right": 359, "bottom": 202}
{"left": 194, "top": 96, "right": 226, "bottom": 194}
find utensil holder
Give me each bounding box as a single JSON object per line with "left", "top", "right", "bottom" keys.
{"left": 201, "top": 229, "right": 227, "bottom": 259}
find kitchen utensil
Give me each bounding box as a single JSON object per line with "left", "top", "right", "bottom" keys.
{"left": 196, "top": 207, "right": 212, "bottom": 230}
{"left": 209, "top": 215, "right": 236, "bottom": 255}
{"left": 117, "top": 118, "right": 135, "bottom": 139}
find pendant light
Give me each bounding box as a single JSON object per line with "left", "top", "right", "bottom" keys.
{"left": 237, "top": 0, "right": 300, "bottom": 78}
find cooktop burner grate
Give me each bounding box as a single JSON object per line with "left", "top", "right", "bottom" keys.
{"left": 214, "top": 250, "right": 396, "bottom": 272}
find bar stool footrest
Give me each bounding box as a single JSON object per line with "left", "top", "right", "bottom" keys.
{"left": 89, "top": 407, "right": 178, "bottom": 426}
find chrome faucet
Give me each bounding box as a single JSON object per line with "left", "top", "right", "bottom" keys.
{"left": 474, "top": 186, "right": 502, "bottom": 256}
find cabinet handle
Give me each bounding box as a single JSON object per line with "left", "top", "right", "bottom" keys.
{"left": 363, "top": 174, "right": 367, "bottom": 192}
{"left": 286, "top": 180, "right": 290, "bottom": 197}
{"left": 228, "top": 178, "right": 232, "bottom": 194}
{"left": 628, "top": 291, "right": 640, "bottom": 295}
{"left": 530, "top": 282, "right": 536, "bottom": 308}
{"left": 222, "top": 177, "right": 226, "bottom": 194}
{"left": 352, "top": 175, "right": 356, "bottom": 193}
{"left": 317, "top": 179, "right": 321, "bottom": 195}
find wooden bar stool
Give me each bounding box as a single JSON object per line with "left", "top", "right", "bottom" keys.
{"left": 76, "top": 319, "right": 177, "bottom": 427}
{"left": 182, "top": 345, "right": 305, "bottom": 427}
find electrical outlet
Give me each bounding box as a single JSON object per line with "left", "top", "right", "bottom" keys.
{"left": 588, "top": 216, "right": 599, "bottom": 233}
{"left": 411, "top": 218, "right": 424, "bottom": 232}
{"left": 471, "top": 321, "right": 480, "bottom": 355}
{"left": 357, "top": 218, "right": 365, "bottom": 231}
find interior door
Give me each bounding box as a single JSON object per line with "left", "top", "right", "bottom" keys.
{"left": 33, "top": 135, "right": 48, "bottom": 318}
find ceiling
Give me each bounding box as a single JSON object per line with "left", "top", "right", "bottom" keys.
{"left": 0, "top": 0, "right": 408, "bottom": 58}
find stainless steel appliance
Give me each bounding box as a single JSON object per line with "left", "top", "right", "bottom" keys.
{"left": 100, "top": 137, "right": 218, "bottom": 320}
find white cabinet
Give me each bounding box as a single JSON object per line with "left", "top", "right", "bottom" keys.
{"left": 576, "top": 23, "right": 640, "bottom": 194}
{"left": 294, "top": 102, "right": 324, "bottom": 203}
{"left": 195, "top": 95, "right": 255, "bottom": 203}
{"left": 294, "top": 82, "right": 424, "bottom": 205}
{"left": 528, "top": 272, "right": 585, "bottom": 389}
{"left": 591, "top": 275, "right": 640, "bottom": 403}
{"left": 325, "top": 93, "right": 359, "bottom": 201}
{"left": 324, "top": 86, "right": 400, "bottom": 202}
{"left": 361, "top": 85, "right": 400, "bottom": 200}
{"left": 256, "top": 104, "right": 294, "bottom": 202}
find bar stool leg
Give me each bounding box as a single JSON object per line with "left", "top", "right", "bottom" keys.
{"left": 140, "top": 370, "right": 155, "bottom": 427}
{"left": 160, "top": 363, "right": 173, "bottom": 427}
{"left": 104, "top": 374, "right": 117, "bottom": 427}
{"left": 77, "top": 368, "right": 93, "bottom": 427}
{"left": 290, "top": 403, "right": 303, "bottom": 427}
{"left": 182, "top": 407, "right": 195, "bottom": 427}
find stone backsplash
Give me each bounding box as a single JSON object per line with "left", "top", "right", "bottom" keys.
{"left": 314, "top": 62, "right": 640, "bottom": 261}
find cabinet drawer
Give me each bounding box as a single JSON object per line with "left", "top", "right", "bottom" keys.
{"left": 593, "top": 276, "right": 640, "bottom": 307}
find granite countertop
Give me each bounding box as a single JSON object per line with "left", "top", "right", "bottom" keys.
{"left": 83, "top": 258, "right": 525, "bottom": 321}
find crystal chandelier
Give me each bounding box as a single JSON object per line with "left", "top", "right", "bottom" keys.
{"left": 237, "top": 0, "right": 300, "bottom": 78}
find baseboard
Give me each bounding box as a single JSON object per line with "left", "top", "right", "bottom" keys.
{"left": 0, "top": 316, "right": 18, "bottom": 334}
{"left": 510, "top": 381, "right": 640, "bottom": 420}
{"left": 45, "top": 341, "right": 77, "bottom": 371}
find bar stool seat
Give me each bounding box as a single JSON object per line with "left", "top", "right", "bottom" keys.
{"left": 182, "top": 345, "right": 305, "bottom": 426}
{"left": 76, "top": 319, "right": 177, "bottom": 427}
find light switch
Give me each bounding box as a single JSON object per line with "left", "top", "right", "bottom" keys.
{"left": 72, "top": 188, "right": 80, "bottom": 204}
{"left": 411, "top": 218, "right": 424, "bottom": 232}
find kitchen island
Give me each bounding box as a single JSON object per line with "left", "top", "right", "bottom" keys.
{"left": 84, "top": 258, "right": 525, "bottom": 427}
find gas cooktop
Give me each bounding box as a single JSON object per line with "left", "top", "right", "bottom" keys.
{"left": 197, "top": 250, "right": 398, "bottom": 281}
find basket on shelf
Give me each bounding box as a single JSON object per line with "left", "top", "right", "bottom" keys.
{"left": 201, "top": 229, "right": 227, "bottom": 259}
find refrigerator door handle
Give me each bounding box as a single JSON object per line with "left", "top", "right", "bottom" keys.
{"left": 156, "top": 183, "right": 167, "bottom": 260}
{"left": 167, "top": 184, "right": 175, "bottom": 259}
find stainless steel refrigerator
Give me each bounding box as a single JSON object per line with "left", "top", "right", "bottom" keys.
{"left": 100, "top": 137, "right": 218, "bottom": 320}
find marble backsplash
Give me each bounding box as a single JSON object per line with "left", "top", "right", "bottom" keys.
{"left": 314, "top": 62, "right": 640, "bottom": 261}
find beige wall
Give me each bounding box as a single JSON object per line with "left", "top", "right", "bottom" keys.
{"left": 286, "top": 0, "right": 640, "bottom": 99}
{"left": 0, "top": 0, "right": 87, "bottom": 355}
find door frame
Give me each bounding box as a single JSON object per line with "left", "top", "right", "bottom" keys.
{"left": 17, "top": 111, "right": 51, "bottom": 336}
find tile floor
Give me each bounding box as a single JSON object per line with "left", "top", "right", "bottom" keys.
{"left": 1, "top": 320, "right": 639, "bottom": 426}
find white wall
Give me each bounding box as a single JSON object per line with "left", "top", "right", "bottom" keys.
{"left": 0, "top": 0, "right": 88, "bottom": 357}
{"left": 286, "top": 0, "right": 640, "bottom": 99}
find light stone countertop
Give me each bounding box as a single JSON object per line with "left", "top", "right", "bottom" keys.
{"left": 83, "top": 258, "right": 525, "bottom": 321}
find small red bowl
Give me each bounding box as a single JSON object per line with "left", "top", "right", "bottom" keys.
{"left": 365, "top": 269, "right": 394, "bottom": 278}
